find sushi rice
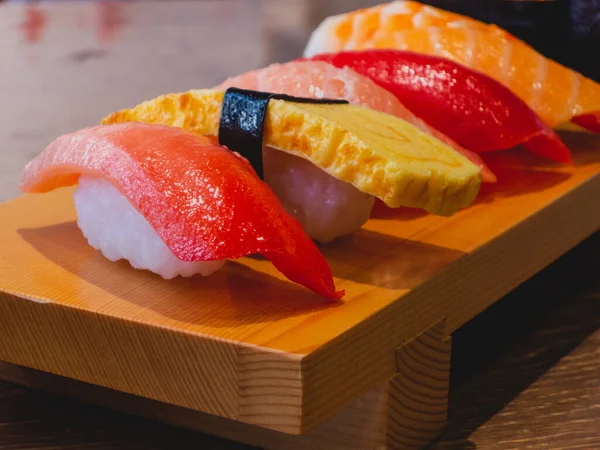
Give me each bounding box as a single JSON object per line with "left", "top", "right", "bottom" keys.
{"left": 74, "top": 176, "right": 226, "bottom": 279}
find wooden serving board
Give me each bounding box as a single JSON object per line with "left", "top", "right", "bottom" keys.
{"left": 1, "top": 131, "right": 599, "bottom": 450}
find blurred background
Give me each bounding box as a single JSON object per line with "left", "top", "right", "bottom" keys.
{"left": 1, "top": 0, "right": 599, "bottom": 201}
{"left": 3, "top": 0, "right": 600, "bottom": 78}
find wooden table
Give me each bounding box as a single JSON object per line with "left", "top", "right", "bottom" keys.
{"left": 1, "top": 1, "right": 598, "bottom": 449}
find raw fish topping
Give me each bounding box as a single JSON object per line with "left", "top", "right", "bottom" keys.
{"left": 572, "top": 114, "right": 600, "bottom": 134}
{"left": 19, "top": 123, "right": 344, "bottom": 300}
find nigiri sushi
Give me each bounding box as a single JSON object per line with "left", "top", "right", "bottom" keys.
{"left": 215, "top": 60, "right": 495, "bottom": 183}
{"left": 20, "top": 122, "right": 343, "bottom": 300}
{"left": 102, "top": 88, "right": 482, "bottom": 244}
{"left": 307, "top": 50, "right": 572, "bottom": 164}
{"left": 304, "top": 0, "right": 600, "bottom": 131}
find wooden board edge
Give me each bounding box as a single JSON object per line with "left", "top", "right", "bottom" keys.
{"left": 0, "top": 293, "right": 306, "bottom": 435}
{"left": 0, "top": 319, "right": 452, "bottom": 449}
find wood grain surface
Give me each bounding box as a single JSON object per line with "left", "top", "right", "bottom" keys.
{"left": 388, "top": 321, "right": 451, "bottom": 449}
{"left": 0, "top": 230, "right": 598, "bottom": 450}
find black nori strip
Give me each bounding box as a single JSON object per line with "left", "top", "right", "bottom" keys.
{"left": 218, "top": 87, "right": 349, "bottom": 179}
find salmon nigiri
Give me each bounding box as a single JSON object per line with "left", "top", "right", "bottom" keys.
{"left": 308, "top": 50, "right": 572, "bottom": 164}
{"left": 20, "top": 122, "right": 343, "bottom": 300}
{"left": 304, "top": 0, "right": 600, "bottom": 131}
{"left": 214, "top": 60, "right": 495, "bottom": 183}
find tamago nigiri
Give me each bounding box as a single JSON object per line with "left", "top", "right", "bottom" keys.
{"left": 20, "top": 122, "right": 343, "bottom": 299}
{"left": 304, "top": 0, "right": 600, "bottom": 131}
{"left": 102, "top": 87, "right": 482, "bottom": 244}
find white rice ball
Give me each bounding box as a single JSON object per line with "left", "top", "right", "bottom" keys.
{"left": 73, "top": 176, "right": 226, "bottom": 279}
{"left": 264, "top": 147, "right": 375, "bottom": 243}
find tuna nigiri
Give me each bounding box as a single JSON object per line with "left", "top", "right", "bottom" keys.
{"left": 20, "top": 122, "right": 343, "bottom": 300}
{"left": 304, "top": 0, "right": 600, "bottom": 131}
{"left": 215, "top": 60, "right": 495, "bottom": 183}
{"left": 308, "top": 50, "right": 572, "bottom": 164}
{"left": 103, "top": 88, "right": 483, "bottom": 244}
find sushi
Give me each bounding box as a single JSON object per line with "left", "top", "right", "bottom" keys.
{"left": 102, "top": 88, "right": 483, "bottom": 243}
{"left": 214, "top": 60, "right": 495, "bottom": 183}
{"left": 307, "top": 50, "right": 572, "bottom": 164}
{"left": 303, "top": 0, "right": 600, "bottom": 131}
{"left": 19, "top": 122, "right": 343, "bottom": 300}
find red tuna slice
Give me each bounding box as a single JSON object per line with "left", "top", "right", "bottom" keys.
{"left": 572, "top": 113, "right": 600, "bottom": 133}
{"left": 308, "top": 50, "right": 572, "bottom": 165}
{"left": 215, "top": 60, "right": 496, "bottom": 183}
{"left": 20, "top": 122, "right": 343, "bottom": 300}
